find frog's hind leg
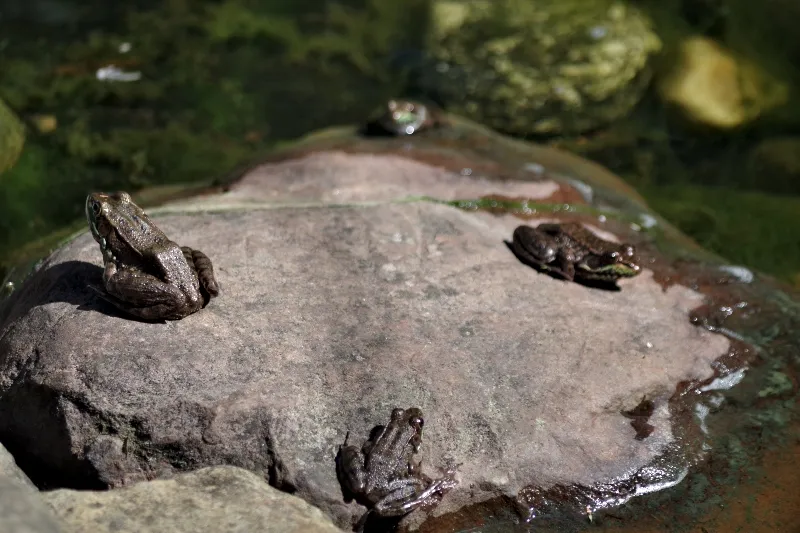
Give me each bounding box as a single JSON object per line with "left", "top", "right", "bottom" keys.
{"left": 373, "top": 477, "right": 455, "bottom": 517}
{"left": 101, "top": 264, "right": 192, "bottom": 320}
{"left": 182, "top": 246, "right": 220, "bottom": 299}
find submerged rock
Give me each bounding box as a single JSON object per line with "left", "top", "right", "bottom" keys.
{"left": 428, "top": 0, "right": 661, "bottom": 135}
{"left": 0, "top": 97, "right": 25, "bottom": 175}
{"left": 43, "top": 466, "right": 343, "bottom": 533}
{"left": 657, "top": 36, "right": 788, "bottom": 129}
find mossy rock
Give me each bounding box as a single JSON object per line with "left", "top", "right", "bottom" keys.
{"left": 429, "top": 0, "right": 662, "bottom": 135}
{"left": 0, "top": 98, "right": 25, "bottom": 175}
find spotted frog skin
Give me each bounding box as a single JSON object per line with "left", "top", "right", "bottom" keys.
{"left": 85, "top": 191, "right": 219, "bottom": 320}
{"left": 365, "top": 99, "right": 440, "bottom": 136}
{"left": 511, "top": 222, "right": 641, "bottom": 283}
{"left": 337, "top": 408, "right": 457, "bottom": 528}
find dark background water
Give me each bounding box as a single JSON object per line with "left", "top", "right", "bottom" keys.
{"left": 0, "top": 0, "right": 799, "bottom": 286}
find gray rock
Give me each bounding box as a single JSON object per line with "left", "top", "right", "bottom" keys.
{"left": 1, "top": 440, "right": 35, "bottom": 491}
{"left": 0, "top": 171, "right": 729, "bottom": 530}
{"left": 0, "top": 443, "right": 63, "bottom": 533}
{"left": 43, "top": 465, "right": 343, "bottom": 533}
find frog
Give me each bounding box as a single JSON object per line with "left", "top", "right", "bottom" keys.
{"left": 510, "top": 222, "right": 641, "bottom": 283}
{"left": 336, "top": 407, "right": 457, "bottom": 529}
{"left": 363, "top": 99, "right": 441, "bottom": 136}
{"left": 85, "top": 191, "right": 220, "bottom": 320}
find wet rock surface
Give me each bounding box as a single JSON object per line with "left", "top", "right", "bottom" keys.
{"left": 0, "top": 149, "right": 731, "bottom": 530}
{"left": 43, "top": 466, "right": 344, "bottom": 533}
{"left": 0, "top": 444, "right": 63, "bottom": 533}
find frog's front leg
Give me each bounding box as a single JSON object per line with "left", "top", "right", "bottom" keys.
{"left": 512, "top": 226, "right": 557, "bottom": 264}
{"left": 101, "top": 262, "right": 195, "bottom": 320}
{"left": 372, "top": 477, "right": 451, "bottom": 517}
{"left": 336, "top": 435, "right": 368, "bottom": 497}
{"left": 181, "top": 246, "right": 220, "bottom": 298}
{"left": 553, "top": 249, "right": 576, "bottom": 281}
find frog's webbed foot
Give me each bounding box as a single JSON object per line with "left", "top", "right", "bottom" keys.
{"left": 372, "top": 475, "right": 457, "bottom": 518}
{"left": 181, "top": 246, "right": 220, "bottom": 299}
{"left": 102, "top": 264, "right": 196, "bottom": 320}
{"left": 553, "top": 251, "right": 576, "bottom": 281}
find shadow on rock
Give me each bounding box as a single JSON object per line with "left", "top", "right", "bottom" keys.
{"left": 0, "top": 261, "right": 137, "bottom": 324}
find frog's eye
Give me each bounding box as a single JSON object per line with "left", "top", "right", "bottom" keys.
{"left": 390, "top": 408, "right": 405, "bottom": 420}
{"left": 410, "top": 416, "right": 424, "bottom": 429}
{"left": 90, "top": 200, "right": 102, "bottom": 216}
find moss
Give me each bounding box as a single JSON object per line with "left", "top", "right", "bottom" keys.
{"left": 641, "top": 184, "right": 800, "bottom": 282}
{"left": 429, "top": 0, "right": 662, "bottom": 134}
{"left": 0, "top": 0, "right": 428, "bottom": 272}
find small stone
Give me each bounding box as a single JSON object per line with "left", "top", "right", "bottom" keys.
{"left": 657, "top": 36, "right": 788, "bottom": 129}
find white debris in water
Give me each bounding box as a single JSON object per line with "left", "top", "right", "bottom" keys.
{"left": 700, "top": 368, "right": 747, "bottom": 392}
{"left": 694, "top": 403, "right": 710, "bottom": 435}
{"left": 719, "top": 265, "right": 754, "bottom": 284}
{"left": 633, "top": 464, "right": 689, "bottom": 497}
{"left": 565, "top": 178, "right": 594, "bottom": 204}
{"left": 589, "top": 25, "right": 608, "bottom": 40}
{"left": 597, "top": 214, "right": 607, "bottom": 223}
{"left": 96, "top": 65, "right": 141, "bottom": 82}
{"left": 524, "top": 162, "right": 545, "bottom": 175}
{"left": 118, "top": 42, "right": 132, "bottom": 53}
{"left": 639, "top": 213, "right": 658, "bottom": 228}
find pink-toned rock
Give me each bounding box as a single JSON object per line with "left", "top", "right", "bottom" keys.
{"left": 0, "top": 188, "right": 728, "bottom": 530}
{"left": 169, "top": 151, "right": 561, "bottom": 211}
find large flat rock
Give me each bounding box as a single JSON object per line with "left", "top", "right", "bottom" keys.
{"left": 0, "top": 202, "right": 728, "bottom": 528}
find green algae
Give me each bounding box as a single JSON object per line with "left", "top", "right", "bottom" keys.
{"left": 640, "top": 184, "right": 800, "bottom": 284}
{"left": 0, "top": 0, "right": 422, "bottom": 274}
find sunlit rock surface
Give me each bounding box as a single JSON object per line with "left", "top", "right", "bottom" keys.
{"left": 43, "top": 466, "right": 344, "bottom": 533}
{"left": 0, "top": 150, "right": 731, "bottom": 530}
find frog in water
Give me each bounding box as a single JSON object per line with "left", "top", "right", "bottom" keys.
{"left": 510, "top": 222, "right": 641, "bottom": 284}
{"left": 337, "top": 407, "right": 457, "bottom": 529}
{"left": 85, "top": 191, "right": 219, "bottom": 320}
{"left": 363, "top": 99, "right": 441, "bottom": 136}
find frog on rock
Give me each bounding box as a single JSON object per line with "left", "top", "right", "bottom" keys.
{"left": 336, "top": 407, "right": 457, "bottom": 529}
{"left": 85, "top": 191, "right": 219, "bottom": 320}
{"left": 510, "top": 222, "right": 642, "bottom": 284}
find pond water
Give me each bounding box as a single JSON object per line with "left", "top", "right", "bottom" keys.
{"left": 0, "top": 1, "right": 799, "bottom": 531}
